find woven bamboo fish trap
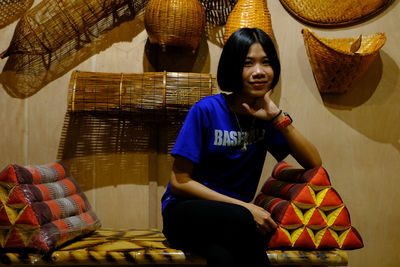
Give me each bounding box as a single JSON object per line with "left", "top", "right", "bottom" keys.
{"left": 279, "top": 0, "right": 393, "bottom": 27}
{"left": 198, "top": 0, "right": 238, "bottom": 26}
{"left": 144, "top": 0, "right": 206, "bottom": 52}
{"left": 68, "top": 71, "right": 218, "bottom": 114}
{"left": 0, "top": 0, "right": 33, "bottom": 29}
{"left": 223, "top": 0, "right": 273, "bottom": 43}
{"left": 0, "top": 0, "right": 147, "bottom": 58}
{"left": 302, "top": 28, "right": 386, "bottom": 94}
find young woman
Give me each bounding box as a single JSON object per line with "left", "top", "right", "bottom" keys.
{"left": 161, "top": 28, "right": 322, "bottom": 267}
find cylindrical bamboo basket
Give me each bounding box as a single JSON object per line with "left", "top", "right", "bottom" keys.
{"left": 0, "top": 0, "right": 148, "bottom": 58}
{"left": 0, "top": 0, "right": 33, "bottom": 29}
{"left": 302, "top": 28, "right": 386, "bottom": 94}
{"left": 68, "top": 71, "right": 218, "bottom": 114}
{"left": 144, "top": 0, "right": 206, "bottom": 52}
{"left": 198, "top": 0, "right": 238, "bottom": 26}
{"left": 223, "top": 0, "right": 273, "bottom": 43}
{"left": 279, "top": 0, "right": 393, "bottom": 27}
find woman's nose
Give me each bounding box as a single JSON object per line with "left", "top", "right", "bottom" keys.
{"left": 252, "top": 64, "right": 264, "bottom": 76}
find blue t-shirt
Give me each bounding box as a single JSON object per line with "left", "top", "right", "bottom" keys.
{"left": 161, "top": 94, "right": 290, "bottom": 212}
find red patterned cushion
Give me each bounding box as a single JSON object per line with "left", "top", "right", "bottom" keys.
{"left": 255, "top": 161, "right": 363, "bottom": 250}
{"left": 0, "top": 162, "right": 101, "bottom": 252}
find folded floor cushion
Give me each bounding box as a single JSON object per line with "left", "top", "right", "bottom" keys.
{"left": 0, "top": 162, "right": 101, "bottom": 252}
{"left": 255, "top": 161, "right": 363, "bottom": 250}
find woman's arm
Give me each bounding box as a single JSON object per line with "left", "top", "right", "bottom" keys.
{"left": 242, "top": 91, "right": 322, "bottom": 169}
{"left": 170, "top": 155, "right": 277, "bottom": 234}
{"left": 273, "top": 113, "right": 322, "bottom": 169}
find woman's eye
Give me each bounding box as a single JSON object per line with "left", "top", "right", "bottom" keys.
{"left": 263, "top": 59, "right": 271, "bottom": 65}
{"left": 244, "top": 61, "right": 253, "bottom": 66}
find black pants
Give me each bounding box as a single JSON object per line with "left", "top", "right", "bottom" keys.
{"left": 162, "top": 199, "right": 271, "bottom": 267}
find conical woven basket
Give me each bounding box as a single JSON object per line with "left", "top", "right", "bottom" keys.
{"left": 0, "top": 0, "right": 33, "bottom": 29}
{"left": 0, "top": 0, "right": 147, "bottom": 58}
{"left": 280, "top": 0, "right": 393, "bottom": 27}
{"left": 302, "top": 29, "right": 386, "bottom": 94}
{"left": 199, "top": 0, "right": 238, "bottom": 26}
{"left": 223, "top": 0, "right": 273, "bottom": 43}
{"left": 68, "top": 71, "right": 218, "bottom": 114}
{"left": 144, "top": 0, "right": 206, "bottom": 52}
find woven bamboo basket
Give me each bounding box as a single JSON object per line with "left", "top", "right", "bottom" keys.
{"left": 302, "top": 28, "right": 386, "bottom": 94}
{"left": 223, "top": 0, "right": 273, "bottom": 43}
{"left": 144, "top": 0, "right": 206, "bottom": 52}
{"left": 279, "top": 0, "right": 393, "bottom": 27}
{"left": 68, "top": 70, "right": 218, "bottom": 114}
{"left": 0, "top": 0, "right": 148, "bottom": 58}
{"left": 0, "top": 0, "right": 33, "bottom": 29}
{"left": 199, "top": 0, "right": 238, "bottom": 26}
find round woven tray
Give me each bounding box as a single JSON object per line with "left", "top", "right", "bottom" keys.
{"left": 280, "top": 0, "right": 393, "bottom": 27}
{"left": 302, "top": 28, "right": 386, "bottom": 93}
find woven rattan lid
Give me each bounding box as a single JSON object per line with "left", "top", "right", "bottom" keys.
{"left": 280, "top": 0, "right": 393, "bottom": 27}
{"left": 302, "top": 28, "right": 386, "bottom": 93}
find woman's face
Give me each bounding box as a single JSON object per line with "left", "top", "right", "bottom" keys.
{"left": 241, "top": 42, "right": 274, "bottom": 98}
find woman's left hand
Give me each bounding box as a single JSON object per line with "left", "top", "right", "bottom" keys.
{"left": 242, "top": 91, "right": 280, "bottom": 121}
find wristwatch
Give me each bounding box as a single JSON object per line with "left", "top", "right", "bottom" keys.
{"left": 273, "top": 112, "right": 292, "bottom": 130}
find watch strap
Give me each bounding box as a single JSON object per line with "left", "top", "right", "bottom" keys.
{"left": 273, "top": 112, "right": 292, "bottom": 130}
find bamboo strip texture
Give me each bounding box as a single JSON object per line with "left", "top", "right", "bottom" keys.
{"left": 302, "top": 28, "right": 386, "bottom": 93}
{"left": 199, "top": 0, "right": 238, "bottom": 26}
{"left": 223, "top": 0, "right": 274, "bottom": 43}
{"left": 0, "top": 0, "right": 33, "bottom": 29}
{"left": 279, "top": 0, "right": 393, "bottom": 27}
{"left": 0, "top": 0, "right": 148, "bottom": 58}
{"left": 144, "top": 0, "right": 206, "bottom": 52}
{"left": 68, "top": 71, "right": 218, "bottom": 114}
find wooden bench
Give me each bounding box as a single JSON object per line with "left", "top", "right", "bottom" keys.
{"left": 0, "top": 229, "right": 348, "bottom": 266}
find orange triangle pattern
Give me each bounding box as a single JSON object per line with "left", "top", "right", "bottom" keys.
{"left": 259, "top": 161, "right": 363, "bottom": 250}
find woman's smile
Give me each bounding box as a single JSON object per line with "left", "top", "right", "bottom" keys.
{"left": 241, "top": 42, "right": 274, "bottom": 98}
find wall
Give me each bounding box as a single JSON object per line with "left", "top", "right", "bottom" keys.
{"left": 1, "top": 1, "right": 399, "bottom": 266}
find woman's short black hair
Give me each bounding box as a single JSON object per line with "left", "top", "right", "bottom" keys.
{"left": 217, "top": 28, "right": 280, "bottom": 93}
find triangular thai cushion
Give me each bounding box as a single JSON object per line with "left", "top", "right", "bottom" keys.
{"left": 0, "top": 162, "right": 101, "bottom": 252}
{"left": 255, "top": 161, "right": 363, "bottom": 249}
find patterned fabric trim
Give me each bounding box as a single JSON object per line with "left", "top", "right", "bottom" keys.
{"left": 31, "top": 193, "right": 91, "bottom": 225}
{"left": 0, "top": 162, "right": 70, "bottom": 185}
{"left": 20, "top": 178, "right": 81, "bottom": 203}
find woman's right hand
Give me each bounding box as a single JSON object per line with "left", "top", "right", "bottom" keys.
{"left": 243, "top": 203, "right": 278, "bottom": 235}
{"left": 170, "top": 156, "right": 279, "bottom": 235}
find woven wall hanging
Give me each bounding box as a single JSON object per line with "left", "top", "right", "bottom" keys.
{"left": 302, "top": 28, "right": 386, "bottom": 94}
{"left": 223, "top": 0, "right": 273, "bottom": 43}
{"left": 0, "top": 0, "right": 33, "bottom": 29}
{"left": 198, "top": 0, "right": 238, "bottom": 26}
{"left": 0, "top": 0, "right": 146, "bottom": 59}
{"left": 68, "top": 70, "right": 218, "bottom": 114}
{"left": 144, "top": 0, "right": 206, "bottom": 52}
{"left": 279, "top": 0, "right": 393, "bottom": 27}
